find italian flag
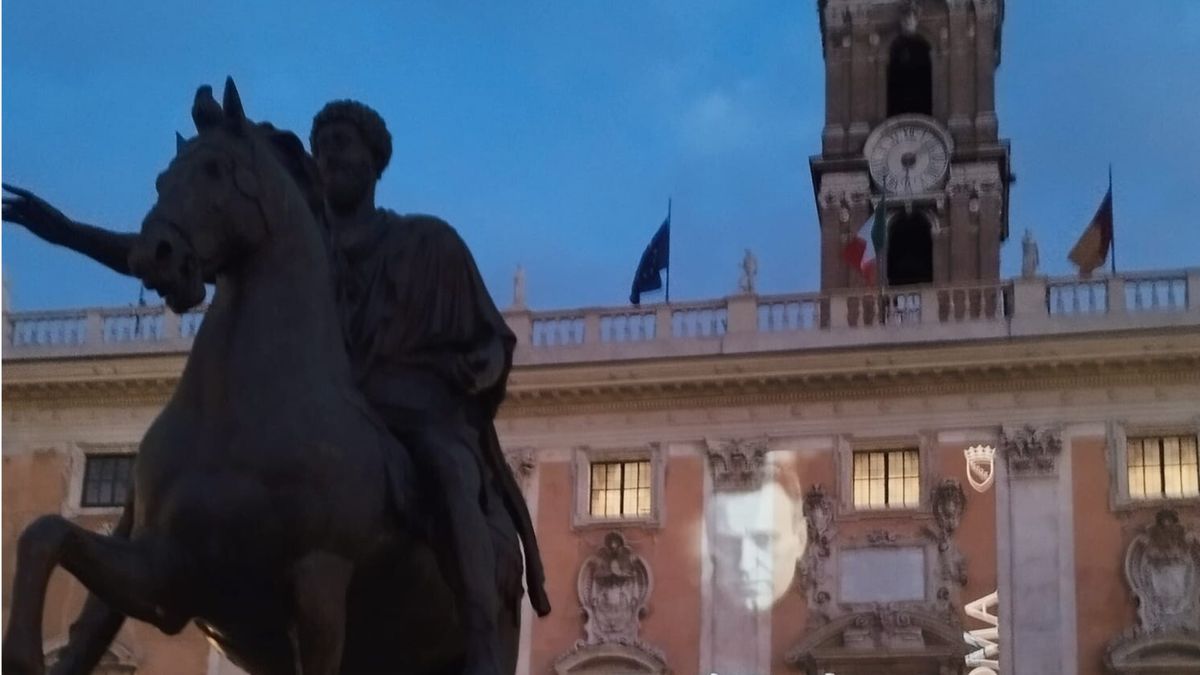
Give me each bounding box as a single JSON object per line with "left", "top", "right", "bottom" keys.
{"left": 842, "top": 195, "right": 888, "bottom": 286}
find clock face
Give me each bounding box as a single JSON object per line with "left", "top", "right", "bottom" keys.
{"left": 865, "top": 120, "right": 950, "bottom": 195}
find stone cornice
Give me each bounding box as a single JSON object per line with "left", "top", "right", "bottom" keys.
{"left": 500, "top": 330, "right": 1200, "bottom": 416}
{"left": 5, "top": 330, "right": 1200, "bottom": 416}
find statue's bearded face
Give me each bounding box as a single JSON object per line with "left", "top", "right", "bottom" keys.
{"left": 313, "top": 120, "right": 376, "bottom": 212}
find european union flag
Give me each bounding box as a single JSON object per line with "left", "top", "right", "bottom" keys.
{"left": 629, "top": 206, "right": 670, "bottom": 306}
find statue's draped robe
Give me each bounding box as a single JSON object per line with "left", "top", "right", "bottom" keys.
{"left": 328, "top": 209, "right": 546, "bottom": 609}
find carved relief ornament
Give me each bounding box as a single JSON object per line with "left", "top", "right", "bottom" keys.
{"left": 1106, "top": 509, "right": 1200, "bottom": 673}
{"left": 1000, "top": 425, "right": 1063, "bottom": 477}
{"left": 1125, "top": 510, "right": 1200, "bottom": 635}
{"left": 555, "top": 532, "right": 666, "bottom": 673}
{"left": 818, "top": 172, "right": 870, "bottom": 214}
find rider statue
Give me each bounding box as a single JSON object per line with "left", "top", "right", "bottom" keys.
{"left": 3, "top": 99, "right": 550, "bottom": 675}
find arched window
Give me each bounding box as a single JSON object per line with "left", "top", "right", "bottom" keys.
{"left": 886, "top": 211, "right": 933, "bottom": 286}
{"left": 887, "top": 36, "right": 932, "bottom": 117}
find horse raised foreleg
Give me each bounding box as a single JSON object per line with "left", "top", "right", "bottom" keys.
{"left": 2, "top": 515, "right": 177, "bottom": 675}
{"left": 49, "top": 501, "right": 134, "bottom": 675}
{"left": 289, "top": 550, "right": 354, "bottom": 675}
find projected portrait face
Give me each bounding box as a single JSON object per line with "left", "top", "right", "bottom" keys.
{"left": 710, "top": 478, "right": 806, "bottom": 611}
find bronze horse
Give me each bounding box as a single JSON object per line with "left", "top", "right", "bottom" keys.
{"left": 2, "top": 80, "right": 522, "bottom": 675}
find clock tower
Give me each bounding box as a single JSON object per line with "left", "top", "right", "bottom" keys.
{"left": 812, "top": 0, "right": 1011, "bottom": 289}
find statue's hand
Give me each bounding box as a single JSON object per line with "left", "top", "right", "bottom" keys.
{"left": 3, "top": 183, "right": 73, "bottom": 242}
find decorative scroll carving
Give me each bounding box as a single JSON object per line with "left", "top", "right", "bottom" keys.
{"left": 705, "top": 437, "right": 769, "bottom": 492}
{"left": 925, "top": 479, "right": 969, "bottom": 594}
{"left": 798, "top": 484, "right": 836, "bottom": 621}
{"left": 555, "top": 532, "right": 665, "bottom": 673}
{"left": 932, "top": 479, "right": 966, "bottom": 541}
{"left": 1106, "top": 510, "right": 1200, "bottom": 673}
{"left": 1000, "top": 425, "right": 1063, "bottom": 476}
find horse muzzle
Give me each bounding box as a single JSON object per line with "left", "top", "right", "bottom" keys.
{"left": 129, "top": 215, "right": 206, "bottom": 313}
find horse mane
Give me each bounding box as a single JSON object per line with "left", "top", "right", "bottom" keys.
{"left": 255, "top": 123, "right": 325, "bottom": 217}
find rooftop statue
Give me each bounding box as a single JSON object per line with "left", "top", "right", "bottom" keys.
{"left": 2, "top": 78, "right": 548, "bottom": 675}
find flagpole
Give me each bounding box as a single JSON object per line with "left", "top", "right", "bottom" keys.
{"left": 665, "top": 197, "right": 672, "bottom": 305}
{"left": 1109, "top": 164, "right": 1116, "bottom": 276}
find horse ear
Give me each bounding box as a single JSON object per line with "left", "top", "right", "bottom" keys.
{"left": 223, "top": 77, "right": 246, "bottom": 132}
{"left": 192, "top": 85, "right": 222, "bottom": 133}
{"left": 267, "top": 131, "right": 325, "bottom": 215}
{"left": 175, "top": 132, "right": 188, "bottom": 155}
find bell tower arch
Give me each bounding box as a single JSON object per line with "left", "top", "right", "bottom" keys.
{"left": 812, "top": 0, "right": 1012, "bottom": 290}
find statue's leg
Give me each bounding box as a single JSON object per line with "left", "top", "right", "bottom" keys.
{"left": 402, "top": 424, "right": 505, "bottom": 675}
{"left": 2, "top": 515, "right": 176, "bottom": 675}
{"left": 49, "top": 499, "right": 135, "bottom": 675}
{"left": 288, "top": 550, "right": 354, "bottom": 675}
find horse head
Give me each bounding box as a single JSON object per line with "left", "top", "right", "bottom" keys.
{"left": 129, "top": 78, "right": 321, "bottom": 313}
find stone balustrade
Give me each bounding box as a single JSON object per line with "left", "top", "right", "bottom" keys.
{"left": 5, "top": 268, "right": 1198, "bottom": 364}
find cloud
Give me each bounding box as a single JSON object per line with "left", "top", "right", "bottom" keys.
{"left": 678, "top": 82, "right": 763, "bottom": 156}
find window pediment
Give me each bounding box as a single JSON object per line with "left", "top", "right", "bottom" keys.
{"left": 785, "top": 608, "right": 971, "bottom": 674}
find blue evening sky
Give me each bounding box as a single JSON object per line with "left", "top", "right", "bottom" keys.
{"left": 3, "top": 1, "right": 1198, "bottom": 312}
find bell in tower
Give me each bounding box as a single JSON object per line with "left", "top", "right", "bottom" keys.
{"left": 812, "top": 0, "right": 1011, "bottom": 291}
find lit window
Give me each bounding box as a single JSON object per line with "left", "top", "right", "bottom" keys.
{"left": 1127, "top": 435, "right": 1199, "bottom": 500}
{"left": 853, "top": 449, "right": 920, "bottom": 509}
{"left": 81, "top": 454, "right": 135, "bottom": 508}
{"left": 589, "top": 460, "right": 652, "bottom": 518}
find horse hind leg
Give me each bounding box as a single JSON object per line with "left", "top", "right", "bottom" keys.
{"left": 288, "top": 550, "right": 354, "bottom": 675}
{"left": 2, "top": 515, "right": 180, "bottom": 675}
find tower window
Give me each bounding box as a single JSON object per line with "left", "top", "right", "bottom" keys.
{"left": 886, "top": 212, "right": 934, "bottom": 286}
{"left": 888, "top": 36, "right": 933, "bottom": 117}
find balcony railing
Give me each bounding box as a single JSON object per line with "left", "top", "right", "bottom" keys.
{"left": 5, "top": 269, "right": 1198, "bottom": 364}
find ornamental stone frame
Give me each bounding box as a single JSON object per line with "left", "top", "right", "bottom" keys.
{"left": 836, "top": 432, "right": 936, "bottom": 515}
{"left": 554, "top": 532, "right": 666, "bottom": 675}
{"left": 570, "top": 443, "right": 666, "bottom": 530}
{"left": 795, "top": 479, "right": 968, "bottom": 629}
{"left": 1106, "top": 509, "right": 1200, "bottom": 674}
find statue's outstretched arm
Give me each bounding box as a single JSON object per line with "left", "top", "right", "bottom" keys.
{"left": 3, "top": 183, "right": 136, "bottom": 277}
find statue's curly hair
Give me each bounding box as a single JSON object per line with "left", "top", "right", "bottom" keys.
{"left": 310, "top": 100, "right": 392, "bottom": 178}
